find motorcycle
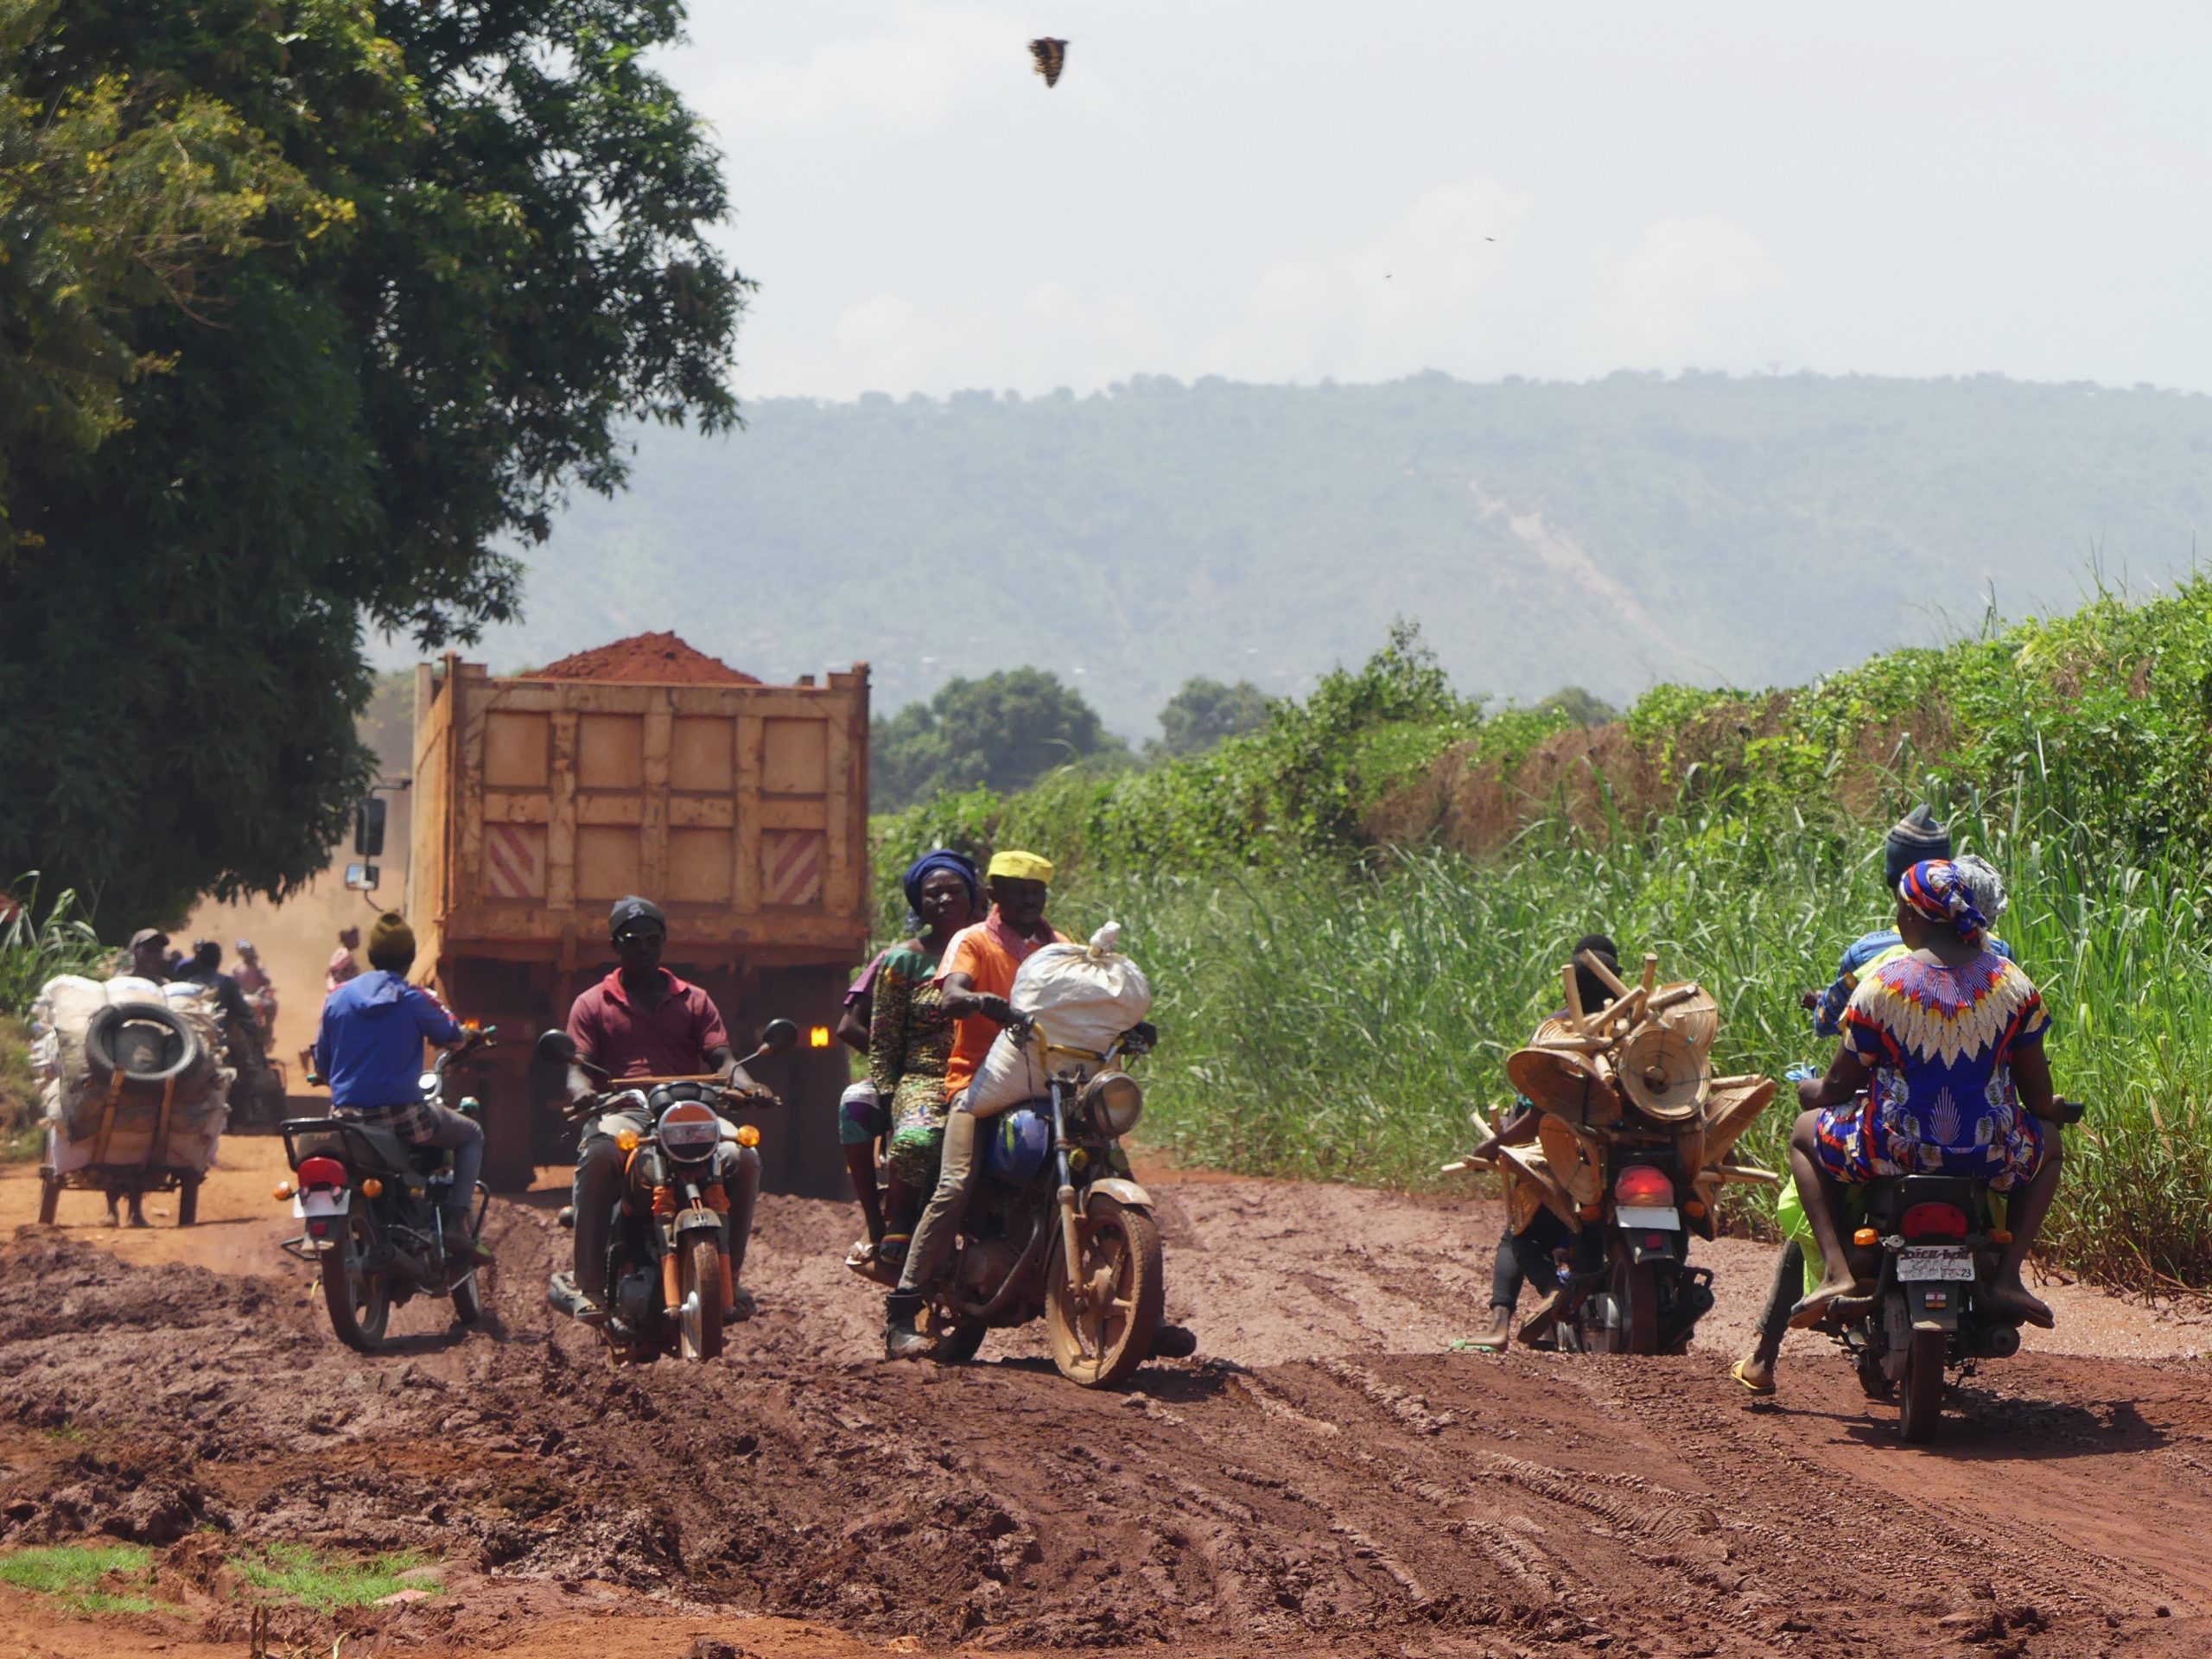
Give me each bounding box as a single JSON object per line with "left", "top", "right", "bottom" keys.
{"left": 1814, "top": 1098, "right": 2087, "bottom": 1443}
{"left": 537, "top": 1020, "right": 798, "bottom": 1364}
{"left": 909, "top": 1019, "right": 1167, "bottom": 1388}
{"left": 276, "top": 1024, "right": 495, "bottom": 1351}
{"left": 1490, "top": 1135, "right": 1723, "bottom": 1357}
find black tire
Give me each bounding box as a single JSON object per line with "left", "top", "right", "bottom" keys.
{"left": 1855, "top": 1349, "right": 1897, "bottom": 1400}
{"left": 926, "top": 1313, "right": 988, "bottom": 1364}
{"left": 677, "top": 1236, "right": 724, "bottom": 1362}
{"left": 321, "top": 1207, "right": 391, "bottom": 1351}
{"left": 1044, "top": 1195, "right": 1165, "bottom": 1388}
{"left": 451, "top": 1268, "right": 485, "bottom": 1327}
{"left": 1897, "top": 1327, "right": 1948, "bottom": 1443}
{"left": 83, "top": 1002, "right": 204, "bottom": 1088}
{"left": 175, "top": 1173, "right": 199, "bottom": 1228}
{"left": 1590, "top": 1247, "right": 1661, "bottom": 1356}
{"left": 37, "top": 1172, "right": 60, "bottom": 1226}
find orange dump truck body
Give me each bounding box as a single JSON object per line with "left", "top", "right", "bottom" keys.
{"left": 408, "top": 655, "right": 871, "bottom": 1192}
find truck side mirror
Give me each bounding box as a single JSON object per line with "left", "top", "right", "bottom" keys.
{"left": 353, "top": 797, "right": 387, "bottom": 858}
{"left": 344, "top": 862, "right": 380, "bottom": 892}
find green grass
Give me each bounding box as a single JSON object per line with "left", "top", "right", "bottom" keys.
{"left": 232, "top": 1543, "right": 437, "bottom": 1611}
{"left": 0, "top": 1013, "right": 41, "bottom": 1159}
{"left": 1045, "top": 798, "right": 2212, "bottom": 1289}
{"left": 0, "top": 1542, "right": 171, "bottom": 1615}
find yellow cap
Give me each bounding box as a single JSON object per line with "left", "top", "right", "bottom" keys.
{"left": 986, "top": 849, "right": 1054, "bottom": 885}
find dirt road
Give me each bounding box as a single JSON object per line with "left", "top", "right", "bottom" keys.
{"left": 3, "top": 1143, "right": 2211, "bottom": 1658}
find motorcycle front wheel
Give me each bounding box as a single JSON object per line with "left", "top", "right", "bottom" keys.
{"left": 1044, "top": 1195, "right": 1164, "bottom": 1389}
{"left": 677, "top": 1236, "right": 724, "bottom": 1361}
{"left": 321, "top": 1208, "right": 390, "bottom": 1351}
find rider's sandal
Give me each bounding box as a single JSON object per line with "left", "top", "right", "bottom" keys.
{"left": 843, "top": 1238, "right": 879, "bottom": 1271}
{"left": 1729, "top": 1358, "right": 1777, "bottom": 1396}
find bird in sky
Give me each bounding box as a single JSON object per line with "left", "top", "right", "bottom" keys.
{"left": 1030, "top": 38, "right": 1068, "bottom": 87}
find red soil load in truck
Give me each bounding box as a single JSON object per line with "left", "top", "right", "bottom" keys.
{"left": 404, "top": 638, "right": 869, "bottom": 1193}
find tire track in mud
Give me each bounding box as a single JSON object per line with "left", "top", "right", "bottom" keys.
{"left": 3, "top": 1175, "right": 2210, "bottom": 1657}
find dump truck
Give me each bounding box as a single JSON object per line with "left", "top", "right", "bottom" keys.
{"left": 404, "top": 644, "right": 870, "bottom": 1193}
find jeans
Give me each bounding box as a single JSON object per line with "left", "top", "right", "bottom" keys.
{"left": 339, "top": 1100, "right": 481, "bottom": 1225}
{"left": 572, "top": 1109, "right": 760, "bottom": 1306}
{"left": 897, "top": 1100, "right": 981, "bottom": 1295}
{"left": 1491, "top": 1207, "right": 1572, "bottom": 1311}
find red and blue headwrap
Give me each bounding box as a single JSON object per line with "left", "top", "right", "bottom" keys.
{"left": 1897, "top": 859, "right": 1987, "bottom": 944}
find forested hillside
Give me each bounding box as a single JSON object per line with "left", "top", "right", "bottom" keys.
{"left": 481, "top": 372, "right": 2212, "bottom": 732}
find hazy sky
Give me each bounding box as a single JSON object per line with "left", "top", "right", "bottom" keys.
{"left": 664, "top": 3, "right": 2212, "bottom": 401}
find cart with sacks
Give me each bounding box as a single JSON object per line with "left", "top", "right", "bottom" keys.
{"left": 1449, "top": 950, "right": 1781, "bottom": 1352}
{"left": 29, "top": 976, "right": 232, "bottom": 1226}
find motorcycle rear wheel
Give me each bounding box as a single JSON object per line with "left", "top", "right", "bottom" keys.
{"left": 677, "top": 1236, "right": 724, "bottom": 1362}
{"left": 1897, "top": 1327, "right": 1948, "bottom": 1443}
{"left": 321, "top": 1208, "right": 390, "bottom": 1351}
{"left": 1044, "top": 1195, "right": 1164, "bottom": 1389}
{"left": 1586, "top": 1248, "right": 1660, "bottom": 1356}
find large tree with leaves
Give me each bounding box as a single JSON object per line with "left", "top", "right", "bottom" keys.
{"left": 0, "top": 0, "right": 744, "bottom": 926}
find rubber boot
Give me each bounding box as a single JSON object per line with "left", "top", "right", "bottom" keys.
{"left": 884, "top": 1291, "right": 931, "bottom": 1361}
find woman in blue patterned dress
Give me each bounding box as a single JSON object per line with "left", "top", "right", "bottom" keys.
{"left": 1789, "top": 859, "right": 2066, "bottom": 1330}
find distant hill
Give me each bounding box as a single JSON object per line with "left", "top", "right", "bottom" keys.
{"left": 431, "top": 372, "right": 2212, "bottom": 735}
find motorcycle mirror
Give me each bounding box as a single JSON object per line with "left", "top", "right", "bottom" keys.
{"left": 757, "top": 1018, "right": 800, "bottom": 1056}
{"left": 535, "top": 1029, "right": 580, "bottom": 1066}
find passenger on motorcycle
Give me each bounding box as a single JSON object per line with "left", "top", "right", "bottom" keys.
{"left": 312, "top": 912, "right": 493, "bottom": 1266}
{"left": 884, "top": 849, "right": 1067, "bottom": 1359}
{"left": 1465, "top": 934, "right": 1622, "bottom": 1354}
{"left": 1737, "top": 845, "right": 2017, "bottom": 1392}
{"left": 563, "top": 895, "right": 771, "bottom": 1323}
{"left": 844, "top": 851, "right": 982, "bottom": 1281}
{"left": 1787, "top": 859, "right": 2063, "bottom": 1332}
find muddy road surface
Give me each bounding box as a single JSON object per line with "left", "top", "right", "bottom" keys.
{"left": 3, "top": 1145, "right": 2211, "bottom": 1658}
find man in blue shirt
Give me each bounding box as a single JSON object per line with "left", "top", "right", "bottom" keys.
{"left": 312, "top": 912, "right": 491, "bottom": 1265}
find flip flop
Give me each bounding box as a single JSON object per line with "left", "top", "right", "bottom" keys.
{"left": 1729, "top": 1358, "right": 1777, "bottom": 1396}
{"left": 1450, "top": 1336, "right": 1508, "bottom": 1355}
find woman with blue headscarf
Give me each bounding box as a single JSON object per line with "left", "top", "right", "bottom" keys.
{"left": 1788, "top": 859, "right": 2067, "bottom": 1331}
{"left": 851, "top": 850, "right": 982, "bottom": 1277}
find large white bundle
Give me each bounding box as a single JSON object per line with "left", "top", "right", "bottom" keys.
{"left": 965, "top": 923, "right": 1153, "bottom": 1118}
{"left": 33, "top": 974, "right": 229, "bottom": 1144}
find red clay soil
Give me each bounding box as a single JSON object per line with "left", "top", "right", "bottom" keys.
{"left": 3, "top": 1160, "right": 2211, "bottom": 1658}
{"left": 529, "top": 632, "right": 760, "bottom": 685}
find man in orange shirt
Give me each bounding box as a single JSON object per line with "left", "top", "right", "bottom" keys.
{"left": 885, "top": 849, "right": 1065, "bottom": 1358}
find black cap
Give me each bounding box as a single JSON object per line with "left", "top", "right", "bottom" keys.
{"left": 608, "top": 895, "right": 667, "bottom": 938}
{"left": 1884, "top": 804, "right": 1952, "bottom": 887}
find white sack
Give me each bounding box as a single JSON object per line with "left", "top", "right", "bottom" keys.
{"left": 964, "top": 923, "right": 1153, "bottom": 1118}
{"left": 33, "top": 974, "right": 228, "bottom": 1141}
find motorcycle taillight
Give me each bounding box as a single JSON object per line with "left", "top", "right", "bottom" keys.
{"left": 1900, "top": 1201, "right": 1968, "bottom": 1240}
{"left": 1612, "top": 1163, "right": 1674, "bottom": 1208}
{"left": 296, "top": 1155, "right": 347, "bottom": 1190}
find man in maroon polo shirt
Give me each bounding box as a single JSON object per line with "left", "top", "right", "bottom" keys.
{"left": 563, "top": 895, "right": 769, "bottom": 1322}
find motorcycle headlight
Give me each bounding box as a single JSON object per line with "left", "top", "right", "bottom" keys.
{"left": 655, "top": 1099, "right": 722, "bottom": 1164}
{"left": 1078, "top": 1071, "right": 1144, "bottom": 1138}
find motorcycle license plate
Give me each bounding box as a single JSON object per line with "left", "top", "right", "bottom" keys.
{"left": 1616, "top": 1205, "right": 1680, "bottom": 1231}
{"left": 293, "top": 1188, "right": 350, "bottom": 1220}
{"left": 1896, "top": 1247, "right": 1973, "bottom": 1282}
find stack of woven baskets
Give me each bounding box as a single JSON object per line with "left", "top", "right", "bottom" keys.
{"left": 1459, "top": 949, "right": 1778, "bottom": 1235}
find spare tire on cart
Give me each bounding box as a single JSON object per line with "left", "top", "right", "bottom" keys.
{"left": 82, "top": 1001, "right": 212, "bottom": 1098}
